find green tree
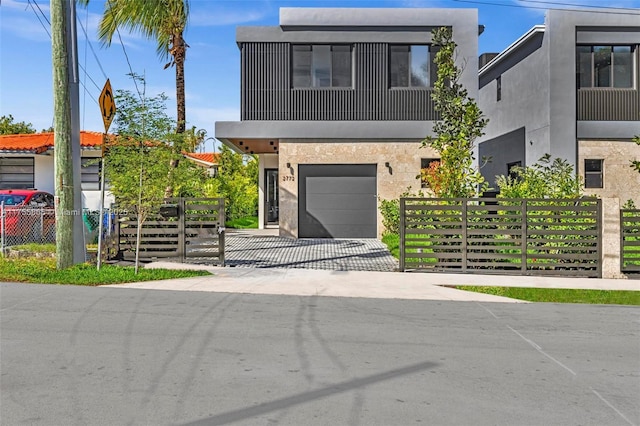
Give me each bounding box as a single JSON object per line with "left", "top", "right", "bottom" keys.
{"left": 105, "top": 87, "right": 206, "bottom": 271}
{"left": 421, "top": 27, "right": 488, "bottom": 198}
{"left": 0, "top": 115, "right": 36, "bottom": 134}
{"left": 496, "top": 154, "right": 583, "bottom": 199}
{"left": 93, "top": 0, "right": 189, "bottom": 133}
{"left": 203, "top": 145, "right": 258, "bottom": 221}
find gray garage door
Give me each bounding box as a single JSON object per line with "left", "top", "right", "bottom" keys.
{"left": 299, "top": 164, "right": 377, "bottom": 238}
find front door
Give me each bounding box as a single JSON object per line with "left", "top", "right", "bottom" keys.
{"left": 265, "top": 169, "right": 279, "bottom": 225}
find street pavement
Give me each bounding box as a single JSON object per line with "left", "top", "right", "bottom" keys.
{"left": 1, "top": 283, "right": 638, "bottom": 426}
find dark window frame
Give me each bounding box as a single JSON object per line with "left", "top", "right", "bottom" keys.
{"left": 496, "top": 75, "right": 502, "bottom": 101}
{"left": 291, "top": 44, "right": 353, "bottom": 89}
{"left": 0, "top": 157, "right": 35, "bottom": 189}
{"left": 576, "top": 45, "right": 635, "bottom": 89}
{"left": 389, "top": 44, "right": 435, "bottom": 89}
{"left": 584, "top": 158, "right": 604, "bottom": 189}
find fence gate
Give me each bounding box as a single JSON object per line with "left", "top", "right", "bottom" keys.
{"left": 113, "top": 197, "right": 225, "bottom": 265}
{"left": 621, "top": 209, "right": 640, "bottom": 275}
{"left": 400, "top": 197, "right": 601, "bottom": 277}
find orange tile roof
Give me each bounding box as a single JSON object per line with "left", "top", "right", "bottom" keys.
{"left": 0, "top": 131, "right": 105, "bottom": 153}
{"left": 184, "top": 152, "right": 220, "bottom": 165}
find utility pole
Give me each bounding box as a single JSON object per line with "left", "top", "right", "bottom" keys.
{"left": 51, "top": 0, "right": 73, "bottom": 269}
{"left": 51, "top": 0, "right": 85, "bottom": 268}
{"left": 66, "top": 0, "right": 87, "bottom": 264}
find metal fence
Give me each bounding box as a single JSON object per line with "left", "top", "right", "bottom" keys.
{"left": 621, "top": 209, "right": 640, "bottom": 275}
{"left": 109, "top": 197, "right": 225, "bottom": 265}
{"left": 400, "top": 197, "right": 602, "bottom": 277}
{"left": 0, "top": 205, "right": 56, "bottom": 251}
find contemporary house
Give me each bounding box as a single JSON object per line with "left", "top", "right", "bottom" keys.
{"left": 215, "top": 8, "right": 480, "bottom": 238}
{"left": 478, "top": 9, "right": 640, "bottom": 205}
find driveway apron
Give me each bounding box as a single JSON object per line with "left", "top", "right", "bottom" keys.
{"left": 224, "top": 230, "right": 398, "bottom": 271}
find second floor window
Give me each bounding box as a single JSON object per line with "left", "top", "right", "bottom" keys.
{"left": 390, "top": 45, "right": 433, "bottom": 88}
{"left": 577, "top": 45, "right": 634, "bottom": 88}
{"left": 292, "top": 44, "right": 352, "bottom": 88}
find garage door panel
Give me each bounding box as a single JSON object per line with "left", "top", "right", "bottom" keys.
{"left": 306, "top": 194, "right": 375, "bottom": 210}
{"left": 307, "top": 177, "right": 376, "bottom": 195}
{"left": 307, "top": 209, "right": 376, "bottom": 225}
{"left": 299, "top": 164, "right": 377, "bottom": 238}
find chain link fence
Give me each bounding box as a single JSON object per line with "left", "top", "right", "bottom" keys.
{"left": 0, "top": 205, "right": 56, "bottom": 250}
{"left": 1, "top": 204, "right": 118, "bottom": 259}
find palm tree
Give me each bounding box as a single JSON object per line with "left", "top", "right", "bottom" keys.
{"left": 95, "top": 0, "right": 190, "bottom": 134}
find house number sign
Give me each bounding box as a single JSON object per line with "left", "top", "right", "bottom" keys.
{"left": 282, "top": 175, "right": 295, "bottom": 182}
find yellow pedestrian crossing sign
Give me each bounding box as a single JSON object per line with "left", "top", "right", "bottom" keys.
{"left": 99, "top": 79, "right": 116, "bottom": 133}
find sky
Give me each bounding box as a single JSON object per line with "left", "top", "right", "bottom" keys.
{"left": 1, "top": 0, "right": 639, "bottom": 152}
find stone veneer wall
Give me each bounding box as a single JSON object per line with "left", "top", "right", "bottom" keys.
{"left": 277, "top": 140, "right": 438, "bottom": 238}
{"left": 578, "top": 140, "right": 640, "bottom": 207}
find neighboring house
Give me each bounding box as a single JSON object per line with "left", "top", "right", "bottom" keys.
{"left": 183, "top": 152, "right": 220, "bottom": 177}
{"left": 216, "top": 7, "right": 480, "bottom": 238}
{"left": 478, "top": 9, "right": 640, "bottom": 205}
{"left": 0, "top": 131, "right": 109, "bottom": 210}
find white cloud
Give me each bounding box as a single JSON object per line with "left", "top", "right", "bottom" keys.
{"left": 188, "top": 106, "right": 240, "bottom": 127}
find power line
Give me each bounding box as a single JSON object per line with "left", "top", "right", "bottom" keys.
{"left": 27, "top": 0, "right": 50, "bottom": 37}
{"left": 515, "top": 0, "right": 640, "bottom": 11}
{"left": 452, "top": 0, "right": 640, "bottom": 15}
{"left": 106, "top": 0, "right": 143, "bottom": 101}
{"left": 77, "top": 11, "right": 108, "bottom": 81}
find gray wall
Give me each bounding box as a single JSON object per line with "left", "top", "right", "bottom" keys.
{"left": 235, "top": 8, "right": 478, "bottom": 124}
{"left": 479, "top": 10, "right": 640, "bottom": 172}
{"left": 479, "top": 127, "right": 526, "bottom": 188}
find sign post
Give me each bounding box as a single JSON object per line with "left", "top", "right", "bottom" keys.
{"left": 97, "top": 79, "right": 116, "bottom": 270}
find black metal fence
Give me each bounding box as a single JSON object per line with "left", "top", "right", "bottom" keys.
{"left": 109, "top": 197, "right": 225, "bottom": 265}
{"left": 400, "top": 197, "right": 602, "bottom": 277}
{"left": 621, "top": 209, "right": 640, "bottom": 275}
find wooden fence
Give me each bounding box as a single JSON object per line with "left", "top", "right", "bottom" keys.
{"left": 621, "top": 209, "right": 640, "bottom": 274}
{"left": 111, "top": 197, "right": 225, "bottom": 265}
{"left": 400, "top": 198, "right": 601, "bottom": 277}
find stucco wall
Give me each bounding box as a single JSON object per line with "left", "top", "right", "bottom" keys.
{"left": 278, "top": 140, "right": 438, "bottom": 238}
{"left": 578, "top": 140, "right": 640, "bottom": 207}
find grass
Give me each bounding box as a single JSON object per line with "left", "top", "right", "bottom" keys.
{"left": 225, "top": 216, "right": 259, "bottom": 229}
{"left": 9, "top": 243, "right": 56, "bottom": 253}
{"left": 382, "top": 233, "right": 399, "bottom": 258}
{"left": 456, "top": 286, "right": 640, "bottom": 305}
{"left": 0, "top": 256, "right": 210, "bottom": 286}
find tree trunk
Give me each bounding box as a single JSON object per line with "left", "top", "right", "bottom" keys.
{"left": 164, "top": 31, "right": 187, "bottom": 199}
{"left": 51, "top": 0, "right": 74, "bottom": 269}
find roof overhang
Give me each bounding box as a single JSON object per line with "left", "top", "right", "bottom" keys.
{"left": 215, "top": 121, "right": 434, "bottom": 154}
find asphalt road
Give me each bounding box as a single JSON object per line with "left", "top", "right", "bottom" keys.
{"left": 1, "top": 283, "right": 638, "bottom": 426}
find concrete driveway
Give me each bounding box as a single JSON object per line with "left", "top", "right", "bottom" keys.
{"left": 224, "top": 229, "right": 398, "bottom": 272}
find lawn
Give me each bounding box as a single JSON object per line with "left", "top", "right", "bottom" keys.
{"left": 456, "top": 286, "right": 640, "bottom": 305}
{"left": 225, "top": 216, "right": 259, "bottom": 229}
{"left": 0, "top": 245, "right": 210, "bottom": 285}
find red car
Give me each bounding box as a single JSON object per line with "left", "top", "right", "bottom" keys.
{"left": 0, "top": 189, "right": 56, "bottom": 243}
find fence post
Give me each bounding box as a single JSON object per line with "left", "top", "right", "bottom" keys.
{"left": 521, "top": 199, "right": 527, "bottom": 274}
{"left": 218, "top": 197, "right": 225, "bottom": 267}
{"left": 461, "top": 199, "right": 468, "bottom": 273}
{"left": 399, "top": 198, "right": 406, "bottom": 272}
{"left": 177, "top": 197, "right": 186, "bottom": 263}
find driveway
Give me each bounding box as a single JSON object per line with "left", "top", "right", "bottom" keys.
{"left": 224, "top": 229, "right": 398, "bottom": 272}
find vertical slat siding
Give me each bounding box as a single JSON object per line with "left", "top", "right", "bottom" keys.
{"left": 399, "top": 198, "right": 601, "bottom": 277}
{"left": 241, "top": 42, "right": 438, "bottom": 121}
{"left": 578, "top": 89, "right": 640, "bottom": 121}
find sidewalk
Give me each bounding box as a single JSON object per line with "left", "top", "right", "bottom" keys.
{"left": 101, "top": 262, "right": 640, "bottom": 303}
